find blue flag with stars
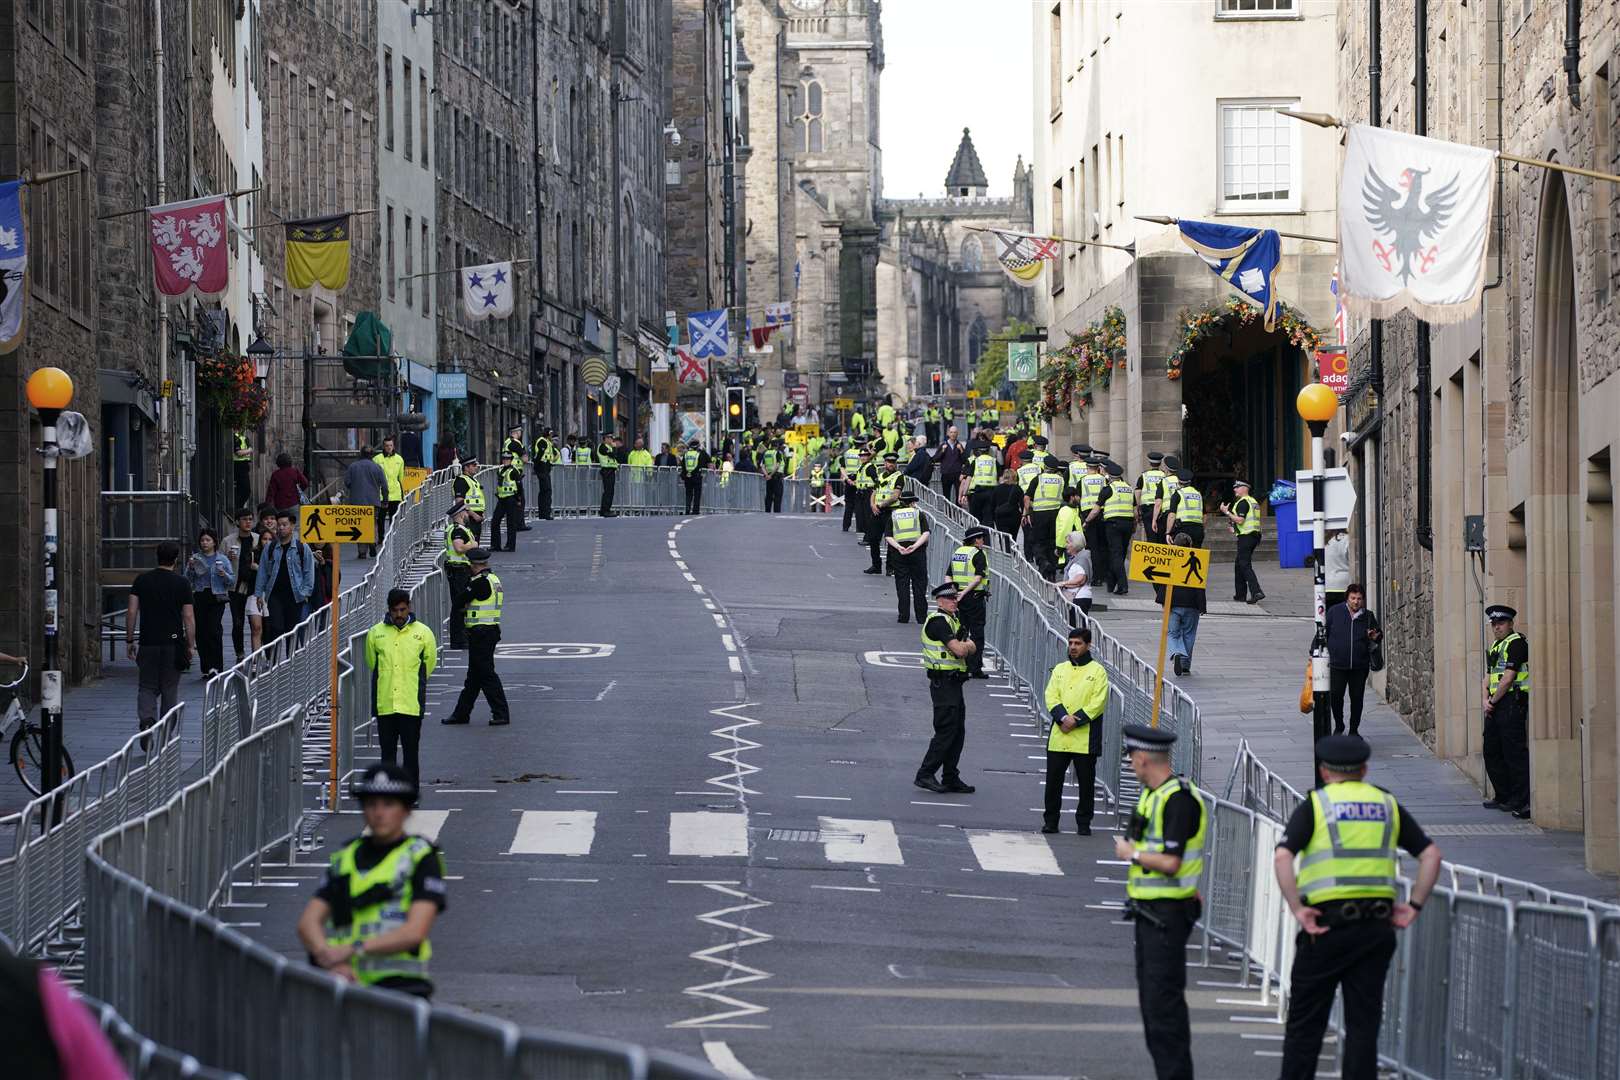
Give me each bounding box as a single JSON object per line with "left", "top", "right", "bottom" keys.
{"left": 462, "top": 260, "right": 515, "bottom": 321}
{"left": 1177, "top": 219, "right": 1282, "bottom": 331}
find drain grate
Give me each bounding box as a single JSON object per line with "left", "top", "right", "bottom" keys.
{"left": 765, "top": 828, "right": 864, "bottom": 843}
{"left": 1426, "top": 822, "right": 1542, "bottom": 837}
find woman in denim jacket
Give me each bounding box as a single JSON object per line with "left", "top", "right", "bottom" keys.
{"left": 186, "top": 528, "right": 235, "bottom": 676}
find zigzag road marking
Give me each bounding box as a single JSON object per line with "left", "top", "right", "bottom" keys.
{"left": 705, "top": 703, "right": 762, "bottom": 797}
{"left": 668, "top": 883, "right": 774, "bottom": 1030}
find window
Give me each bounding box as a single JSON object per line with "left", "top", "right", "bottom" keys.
{"left": 383, "top": 49, "right": 394, "bottom": 151}
{"left": 386, "top": 205, "right": 396, "bottom": 299}
{"left": 960, "top": 235, "right": 982, "bottom": 272}
{"left": 420, "top": 71, "right": 430, "bottom": 170}
{"left": 1089, "top": 144, "right": 1100, "bottom": 236}
{"left": 1050, "top": 180, "right": 1064, "bottom": 293}
{"left": 402, "top": 58, "right": 413, "bottom": 161}
{"left": 1218, "top": 99, "right": 1300, "bottom": 211}
{"left": 1115, "top": 135, "right": 1126, "bottom": 208}
{"left": 404, "top": 212, "right": 413, "bottom": 307}
{"left": 1216, "top": 0, "right": 1297, "bottom": 17}
{"left": 1048, "top": 4, "right": 1062, "bottom": 115}
{"left": 422, "top": 221, "right": 431, "bottom": 317}
{"left": 795, "top": 76, "right": 823, "bottom": 153}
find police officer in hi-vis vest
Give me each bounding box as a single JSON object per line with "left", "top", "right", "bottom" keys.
{"left": 885, "top": 489, "right": 931, "bottom": 623}
{"left": 964, "top": 440, "right": 1000, "bottom": 525}
{"left": 1220, "top": 479, "right": 1266, "bottom": 604}
{"left": 452, "top": 457, "right": 486, "bottom": 542}
{"left": 1042, "top": 626, "right": 1109, "bottom": 835}
{"left": 950, "top": 526, "right": 992, "bottom": 679}
{"left": 233, "top": 430, "right": 253, "bottom": 508}
{"left": 443, "top": 503, "right": 477, "bottom": 649}
{"left": 913, "top": 581, "right": 978, "bottom": 795}
{"left": 441, "top": 548, "right": 510, "bottom": 726}
{"left": 297, "top": 762, "right": 446, "bottom": 998}
{"left": 1101, "top": 461, "right": 1137, "bottom": 596}
{"left": 490, "top": 450, "right": 524, "bottom": 552}
{"left": 1273, "top": 736, "right": 1442, "bottom": 1080}
{"left": 1163, "top": 468, "right": 1204, "bottom": 549}
{"left": 1481, "top": 604, "right": 1531, "bottom": 818}
{"left": 531, "top": 427, "right": 559, "bottom": 521}
{"left": 681, "top": 440, "right": 711, "bottom": 514}
{"left": 1114, "top": 724, "right": 1205, "bottom": 1080}
{"left": 1136, "top": 451, "right": 1167, "bottom": 542}
{"left": 501, "top": 425, "right": 531, "bottom": 530}
{"left": 1024, "top": 454, "right": 1069, "bottom": 580}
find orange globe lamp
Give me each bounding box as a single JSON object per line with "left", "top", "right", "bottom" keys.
{"left": 25, "top": 367, "right": 74, "bottom": 412}
{"left": 1295, "top": 382, "right": 1337, "bottom": 425}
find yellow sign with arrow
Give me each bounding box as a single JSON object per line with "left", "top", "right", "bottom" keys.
{"left": 1129, "top": 540, "right": 1210, "bottom": 589}
{"left": 299, "top": 504, "right": 377, "bottom": 545}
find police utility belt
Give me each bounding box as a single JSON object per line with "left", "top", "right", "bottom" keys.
{"left": 1312, "top": 897, "right": 1394, "bottom": 928}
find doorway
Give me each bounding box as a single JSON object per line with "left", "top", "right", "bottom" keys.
{"left": 1180, "top": 321, "right": 1306, "bottom": 503}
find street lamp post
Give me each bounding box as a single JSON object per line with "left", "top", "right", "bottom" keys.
{"left": 26, "top": 367, "right": 74, "bottom": 796}
{"left": 1297, "top": 382, "right": 1339, "bottom": 788}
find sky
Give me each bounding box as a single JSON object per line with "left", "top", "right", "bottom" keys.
{"left": 878, "top": 0, "right": 1035, "bottom": 200}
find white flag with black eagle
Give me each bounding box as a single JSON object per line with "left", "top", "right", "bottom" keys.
{"left": 1338, "top": 125, "right": 1495, "bottom": 324}
{"left": 462, "top": 261, "right": 515, "bottom": 321}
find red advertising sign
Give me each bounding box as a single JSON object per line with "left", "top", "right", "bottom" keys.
{"left": 1317, "top": 349, "right": 1350, "bottom": 397}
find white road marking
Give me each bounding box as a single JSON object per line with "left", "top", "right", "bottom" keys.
{"left": 404, "top": 809, "right": 453, "bottom": 843}
{"left": 712, "top": 614, "right": 727, "bottom": 627}
{"left": 508, "top": 810, "right": 597, "bottom": 856}
{"left": 670, "top": 811, "right": 749, "bottom": 857}
{"left": 594, "top": 680, "right": 618, "bottom": 701}
{"left": 703, "top": 1042, "right": 757, "bottom": 1079}
{"left": 704, "top": 600, "right": 717, "bottom": 610}
{"left": 528, "top": 877, "right": 599, "bottom": 883}
{"left": 820, "top": 817, "right": 904, "bottom": 866}
{"left": 668, "top": 879, "right": 741, "bottom": 885}
{"left": 812, "top": 884, "right": 881, "bottom": 893}
{"left": 966, "top": 830, "right": 1063, "bottom": 876}
{"left": 721, "top": 634, "right": 737, "bottom": 651}
{"left": 947, "top": 893, "right": 1019, "bottom": 902}
{"left": 555, "top": 790, "right": 618, "bottom": 795}
{"left": 677, "top": 561, "right": 689, "bottom": 570}
{"left": 794, "top": 795, "right": 851, "bottom": 801}
{"left": 692, "top": 583, "right": 705, "bottom": 593}
{"left": 671, "top": 884, "right": 774, "bottom": 1030}
{"left": 683, "top": 572, "right": 697, "bottom": 582}
{"left": 728, "top": 656, "right": 743, "bottom": 673}
{"left": 910, "top": 800, "right": 972, "bottom": 807}
{"left": 431, "top": 788, "right": 496, "bottom": 794}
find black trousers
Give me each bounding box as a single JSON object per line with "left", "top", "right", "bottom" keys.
{"left": 1105, "top": 518, "right": 1135, "bottom": 594}
{"left": 917, "top": 675, "right": 967, "bottom": 784}
{"left": 534, "top": 469, "right": 554, "bottom": 519}
{"left": 379, "top": 501, "right": 398, "bottom": 549}
{"left": 194, "top": 592, "right": 226, "bottom": 674}
{"left": 599, "top": 469, "right": 617, "bottom": 515}
{"left": 956, "top": 591, "right": 987, "bottom": 676}
{"left": 940, "top": 472, "right": 960, "bottom": 501}
{"left": 924, "top": 422, "right": 940, "bottom": 445}
{"left": 1043, "top": 748, "right": 1098, "bottom": 827}
{"left": 852, "top": 490, "right": 872, "bottom": 536}
{"left": 1135, "top": 897, "right": 1200, "bottom": 1080}
{"left": 491, "top": 496, "right": 522, "bottom": 551}
{"left": 842, "top": 485, "right": 858, "bottom": 530}
{"left": 234, "top": 460, "right": 252, "bottom": 508}
{"left": 136, "top": 643, "right": 182, "bottom": 731}
{"left": 968, "top": 488, "right": 993, "bottom": 525}
{"left": 1030, "top": 510, "right": 1059, "bottom": 578}
{"left": 1139, "top": 506, "right": 1159, "bottom": 545}
{"left": 264, "top": 594, "right": 304, "bottom": 645}
{"left": 1280, "top": 919, "right": 1397, "bottom": 1080}
{"left": 1330, "top": 666, "right": 1369, "bottom": 735}
{"left": 865, "top": 509, "right": 890, "bottom": 570}
{"left": 1234, "top": 532, "right": 1264, "bottom": 600}
{"left": 685, "top": 477, "right": 704, "bottom": 514}
{"left": 378, "top": 713, "right": 423, "bottom": 782}
{"left": 451, "top": 628, "right": 509, "bottom": 723}
{"left": 765, "top": 476, "right": 784, "bottom": 513}
{"left": 446, "top": 565, "right": 471, "bottom": 647}
{"left": 1177, "top": 523, "right": 1205, "bottom": 549}
{"left": 1483, "top": 692, "right": 1530, "bottom": 807}
{"left": 892, "top": 550, "right": 927, "bottom": 622}
{"left": 229, "top": 591, "right": 250, "bottom": 658}
{"left": 1084, "top": 517, "right": 1110, "bottom": 589}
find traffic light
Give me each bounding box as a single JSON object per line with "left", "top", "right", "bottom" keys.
{"left": 726, "top": 385, "right": 746, "bottom": 431}
{"left": 930, "top": 370, "right": 943, "bottom": 395}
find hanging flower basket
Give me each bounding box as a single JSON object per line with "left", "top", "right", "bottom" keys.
{"left": 1163, "top": 297, "right": 1322, "bottom": 380}
{"left": 196, "top": 353, "right": 270, "bottom": 429}
{"left": 1035, "top": 305, "right": 1126, "bottom": 420}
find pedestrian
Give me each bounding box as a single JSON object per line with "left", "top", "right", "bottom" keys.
{"left": 311, "top": 545, "right": 335, "bottom": 608}
{"left": 1101, "top": 461, "right": 1136, "bottom": 596}
{"left": 937, "top": 425, "right": 965, "bottom": 501}
{"left": 654, "top": 442, "right": 679, "bottom": 468}
{"left": 254, "top": 510, "right": 316, "bottom": 644}
{"left": 913, "top": 581, "right": 978, "bottom": 794}
{"left": 1273, "top": 735, "right": 1442, "bottom": 1080}
{"left": 1220, "top": 479, "right": 1265, "bottom": 604}
{"left": 433, "top": 433, "right": 458, "bottom": 471}
{"left": 1162, "top": 469, "right": 1204, "bottom": 549}
{"left": 1325, "top": 584, "right": 1380, "bottom": 735}
{"left": 1114, "top": 724, "right": 1205, "bottom": 1080}
{"left": 501, "top": 425, "right": 529, "bottom": 529}
{"left": 561, "top": 434, "right": 578, "bottom": 464}
{"left": 903, "top": 435, "right": 934, "bottom": 486}
{"left": 963, "top": 440, "right": 999, "bottom": 523}
{"left": 126, "top": 541, "right": 195, "bottom": 732}
{"left": 490, "top": 451, "right": 524, "bottom": 552}
{"left": 681, "top": 440, "right": 710, "bottom": 513}
{"left": 1137, "top": 452, "right": 1168, "bottom": 543}
{"left": 297, "top": 762, "right": 446, "bottom": 998}
{"left": 185, "top": 528, "right": 234, "bottom": 676}
{"left": 399, "top": 425, "right": 424, "bottom": 469}
{"left": 233, "top": 430, "right": 254, "bottom": 508}
{"left": 452, "top": 457, "right": 486, "bottom": 541}
{"left": 885, "top": 490, "right": 931, "bottom": 623}
{"left": 626, "top": 438, "right": 653, "bottom": 472}
{"left": 344, "top": 446, "right": 387, "bottom": 559}
{"left": 443, "top": 503, "right": 477, "bottom": 650}
{"left": 365, "top": 588, "right": 437, "bottom": 784}
{"left": 1, "top": 949, "right": 127, "bottom": 1076}
{"left": 1162, "top": 533, "right": 1207, "bottom": 677}
{"left": 1042, "top": 626, "right": 1109, "bottom": 835}
{"left": 1023, "top": 454, "right": 1067, "bottom": 579}
{"left": 265, "top": 452, "right": 309, "bottom": 514}
{"left": 223, "top": 508, "right": 260, "bottom": 662}
{"left": 531, "top": 427, "right": 558, "bottom": 520}
{"left": 1323, "top": 529, "right": 1351, "bottom": 610}
{"left": 1482, "top": 604, "right": 1531, "bottom": 818}
{"left": 374, "top": 437, "right": 406, "bottom": 543}
{"left": 1054, "top": 530, "right": 1093, "bottom": 625}
{"left": 948, "top": 525, "right": 992, "bottom": 679}
{"left": 989, "top": 467, "right": 1023, "bottom": 539}
{"left": 441, "top": 548, "right": 510, "bottom": 726}
{"left": 596, "top": 433, "right": 621, "bottom": 517}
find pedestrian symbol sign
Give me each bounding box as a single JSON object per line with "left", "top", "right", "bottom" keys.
{"left": 1129, "top": 541, "right": 1210, "bottom": 590}
{"left": 300, "top": 504, "right": 376, "bottom": 545}
{"left": 832, "top": 397, "right": 855, "bottom": 410}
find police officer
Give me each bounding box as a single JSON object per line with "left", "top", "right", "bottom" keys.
{"left": 1221, "top": 479, "right": 1265, "bottom": 604}
{"left": 885, "top": 489, "right": 931, "bottom": 623}
{"left": 502, "top": 424, "right": 531, "bottom": 530}
{"left": 443, "top": 503, "right": 476, "bottom": 649}
{"left": 949, "top": 526, "right": 992, "bottom": 679}
{"left": 1154, "top": 456, "right": 1183, "bottom": 543}
{"left": 761, "top": 439, "right": 785, "bottom": 513}
{"left": 596, "top": 433, "right": 620, "bottom": 517}
{"left": 490, "top": 450, "right": 524, "bottom": 552}
{"left": 1273, "top": 735, "right": 1442, "bottom": 1080}
{"left": 233, "top": 430, "right": 253, "bottom": 507}
{"left": 863, "top": 452, "right": 902, "bottom": 575}
{"left": 914, "top": 581, "right": 977, "bottom": 794}
{"left": 924, "top": 402, "right": 941, "bottom": 445}
{"left": 1067, "top": 443, "right": 1092, "bottom": 491}
{"left": 297, "top": 762, "right": 446, "bottom": 999}
{"left": 681, "top": 439, "right": 710, "bottom": 514}
{"left": 453, "top": 457, "right": 486, "bottom": 542}
{"left": 1024, "top": 453, "right": 1068, "bottom": 579}
{"left": 1080, "top": 454, "right": 1111, "bottom": 590}
{"left": 441, "top": 548, "right": 510, "bottom": 726}
{"left": 1163, "top": 468, "right": 1204, "bottom": 548}
{"left": 808, "top": 458, "right": 828, "bottom": 511}
{"left": 531, "top": 427, "right": 559, "bottom": 521}
{"left": 841, "top": 440, "right": 865, "bottom": 531}
{"left": 1101, "top": 461, "right": 1136, "bottom": 596}
{"left": 1137, "top": 452, "right": 1167, "bottom": 542}
{"left": 850, "top": 444, "right": 876, "bottom": 540}
{"left": 1042, "top": 626, "right": 1109, "bottom": 835}
{"left": 964, "top": 440, "right": 999, "bottom": 523}
{"left": 1482, "top": 604, "right": 1531, "bottom": 817}
{"left": 1113, "top": 724, "right": 1205, "bottom": 1080}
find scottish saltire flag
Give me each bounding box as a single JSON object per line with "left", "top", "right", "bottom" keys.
{"left": 1330, "top": 266, "right": 1345, "bottom": 345}
{"left": 462, "top": 261, "right": 515, "bottom": 321}
{"left": 0, "top": 181, "right": 26, "bottom": 354}
{"left": 687, "top": 308, "right": 730, "bottom": 358}
{"left": 1177, "top": 219, "right": 1282, "bottom": 331}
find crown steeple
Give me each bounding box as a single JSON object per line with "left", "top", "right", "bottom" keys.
{"left": 945, "top": 127, "right": 989, "bottom": 197}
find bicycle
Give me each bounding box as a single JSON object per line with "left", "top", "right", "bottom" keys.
{"left": 0, "top": 663, "right": 75, "bottom": 797}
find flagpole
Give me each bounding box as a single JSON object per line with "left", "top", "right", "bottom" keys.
{"left": 244, "top": 207, "right": 379, "bottom": 231}
{"left": 1134, "top": 214, "right": 1337, "bottom": 246}
{"left": 1278, "top": 108, "right": 1620, "bottom": 187}
{"left": 398, "top": 259, "right": 533, "bottom": 284}
{"left": 97, "top": 184, "right": 263, "bottom": 222}
{"left": 13, "top": 168, "right": 82, "bottom": 187}
{"left": 963, "top": 223, "right": 1136, "bottom": 254}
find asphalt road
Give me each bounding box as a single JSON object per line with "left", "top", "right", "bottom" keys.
{"left": 235, "top": 511, "right": 1296, "bottom": 1080}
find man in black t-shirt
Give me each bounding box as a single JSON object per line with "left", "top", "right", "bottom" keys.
{"left": 126, "top": 541, "right": 196, "bottom": 732}
{"left": 1482, "top": 604, "right": 1531, "bottom": 818}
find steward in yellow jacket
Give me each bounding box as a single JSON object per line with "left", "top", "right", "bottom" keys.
{"left": 1041, "top": 625, "right": 1110, "bottom": 834}
{"left": 364, "top": 587, "right": 438, "bottom": 782}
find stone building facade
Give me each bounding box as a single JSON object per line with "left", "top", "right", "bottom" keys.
{"left": 1337, "top": 0, "right": 1620, "bottom": 870}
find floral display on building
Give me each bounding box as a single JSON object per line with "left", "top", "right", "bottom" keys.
{"left": 1036, "top": 305, "right": 1126, "bottom": 419}
{"left": 1164, "top": 297, "right": 1322, "bottom": 380}
{"left": 196, "top": 353, "right": 269, "bottom": 429}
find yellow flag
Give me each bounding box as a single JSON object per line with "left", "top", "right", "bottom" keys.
{"left": 285, "top": 214, "right": 352, "bottom": 292}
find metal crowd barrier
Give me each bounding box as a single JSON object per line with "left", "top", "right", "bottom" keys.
{"left": 535, "top": 463, "right": 766, "bottom": 517}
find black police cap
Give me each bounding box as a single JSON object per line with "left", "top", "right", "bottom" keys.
{"left": 1123, "top": 724, "right": 1176, "bottom": 753}
{"left": 1486, "top": 604, "right": 1517, "bottom": 622}
{"left": 931, "top": 581, "right": 961, "bottom": 599}
{"left": 1316, "top": 734, "right": 1372, "bottom": 770}
{"left": 1106, "top": 461, "right": 1124, "bottom": 477}
{"left": 1177, "top": 468, "right": 1194, "bottom": 483}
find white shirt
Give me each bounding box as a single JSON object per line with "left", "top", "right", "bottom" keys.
{"left": 1060, "top": 550, "right": 1093, "bottom": 601}
{"left": 1325, "top": 533, "right": 1352, "bottom": 590}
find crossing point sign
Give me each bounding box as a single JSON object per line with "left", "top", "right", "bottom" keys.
{"left": 1129, "top": 540, "right": 1210, "bottom": 589}
{"left": 832, "top": 397, "right": 855, "bottom": 410}
{"left": 300, "top": 504, "right": 377, "bottom": 545}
